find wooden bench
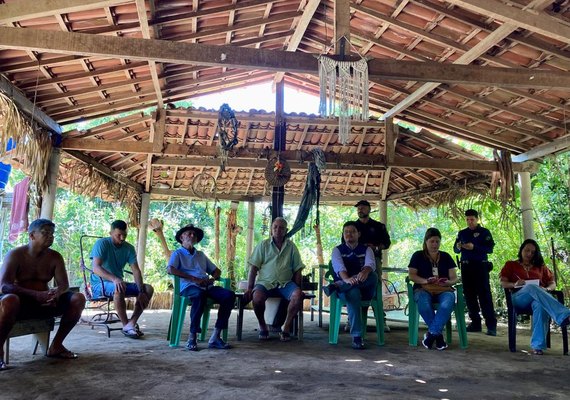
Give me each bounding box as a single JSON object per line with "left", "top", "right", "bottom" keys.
{"left": 2, "top": 318, "right": 55, "bottom": 364}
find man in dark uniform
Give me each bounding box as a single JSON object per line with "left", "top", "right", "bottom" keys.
{"left": 353, "top": 200, "right": 391, "bottom": 258}
{"left": 454, "top": 209, "right": 497, "bottom": 336}
{"left": 353, "top": 200, "right": 391, "bottom": 331}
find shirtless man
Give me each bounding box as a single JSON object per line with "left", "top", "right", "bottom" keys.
{"left": 0, "top": 219, "right": 86, "bottom": 370}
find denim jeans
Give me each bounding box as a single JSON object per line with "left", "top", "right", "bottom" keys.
{"left": 414, "top": 289, "right": 455, "bottom": 335}
{"left": 181, "top": 285, "right": 236, "bottom": 334}
{"left": 512, "top": 284, "right": 570, "bottom": 350}
{"left": 337, "top": 272, "right": 378, "bottom": 337}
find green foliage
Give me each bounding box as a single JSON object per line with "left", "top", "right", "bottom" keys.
{"left": 532, "top": 154, "right": 570, "bottom": 288}
{"left": 3, "top": 154, "right": 569, "bottom": 307}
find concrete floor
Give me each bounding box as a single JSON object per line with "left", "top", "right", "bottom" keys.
{"left": 1, "top": 309, "right": 568, "bottom": 400}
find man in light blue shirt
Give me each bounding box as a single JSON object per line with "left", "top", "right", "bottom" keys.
{"left": 91, "top": 220, "right": 154, "bottom": 339}
{"left": 245, "top": 217, "right": 305, "bottom": 342}
{"left": 168, "top": 224, "right": 235, "bottom": 351}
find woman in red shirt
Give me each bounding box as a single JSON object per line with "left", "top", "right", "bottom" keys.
{"left": 500, "top": 239, "right": 570, "bottom": 354}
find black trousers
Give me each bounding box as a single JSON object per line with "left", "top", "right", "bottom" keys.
{"left": 461, "top": 261, "right": 497, "bottom": 329}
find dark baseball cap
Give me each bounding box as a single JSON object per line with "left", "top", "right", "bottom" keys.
{"left": 354, "top": 200, "right": 371, "bottom": 207}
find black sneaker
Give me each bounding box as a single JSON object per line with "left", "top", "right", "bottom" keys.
{"left": 186, "top": 339, "right": 198, "bottom": 351}
{"left": 422, "top": 332, "right": 435, "bottom": 349}
{"left": 435, "top": 334, "right": 448, "bottom": 351}
{"left": 322, "top": 284, "right": 337, "bottom": 297}
{"left": 208, "top": 338, "right": 231, "bottom": 349}
{"left": 466, "top": 324, "right": 482, "bottom": 333}
{"left": 486, "top": 329, "right": 497, "bottom": 336}
{"left": 352, "top": 336, "right": 365, "bottom": 350}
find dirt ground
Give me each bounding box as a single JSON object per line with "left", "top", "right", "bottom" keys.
{"left": 1, "top": 309, "right": 568, "bottom": 400}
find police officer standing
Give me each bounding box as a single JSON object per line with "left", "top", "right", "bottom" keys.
{"left": 353, "top": 200, "right": 391, "bottom": 331}
{"left": 454, "top": 209, "right": 497, "bottom": 336}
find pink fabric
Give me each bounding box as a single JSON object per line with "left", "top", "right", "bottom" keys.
{"left": 9, "top": 176, "right": 30, "bottom": 243}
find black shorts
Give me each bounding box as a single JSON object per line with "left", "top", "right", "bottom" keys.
{"left": 0, "top": 291, "right": 74, "bottom": 320}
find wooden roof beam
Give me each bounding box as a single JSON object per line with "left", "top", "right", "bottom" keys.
{"left": 65, "top": 149, "right": 143, "bottom": 192}
{"left": 447, "top": 0, "right": 570, "bottom": 44}
{"left": 0, "top": 0, "right": 128, "bottom": 24}
{"left": 512, "top": 134, "right": 570, "bottom": 162}
{"left": 1, "top": 27, "right": 569, "bottom": 89}
{"left": 0, "top": 74, "right": 61, "bottom": 133}
{"left": 379, "top": 0, "right": 552, "bottom": 119}
{"left": 274, "top": 0, "right": 321, "bottom": 83}
{"left": 136, "top": 0, "right": 164, "bottom": 109}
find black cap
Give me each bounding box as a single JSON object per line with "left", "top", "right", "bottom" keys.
{"left": 175, "top": 224, "right": 204, "bottom": 244}
{"left": 354, "top": 200, "right": 371, "bottom": 207}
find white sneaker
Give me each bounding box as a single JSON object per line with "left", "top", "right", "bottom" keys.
{"left": 384, "top": 323, "right": 391, "bottom": 333}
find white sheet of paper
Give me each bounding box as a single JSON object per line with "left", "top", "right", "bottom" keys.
{"left": 514, "top": 279, "right": 540, "bottom": 288}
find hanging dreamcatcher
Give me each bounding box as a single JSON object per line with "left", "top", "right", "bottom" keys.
{"left": 216, "top": 103, "right": 239, "bottom": 171}
{"left": 191, "top": 172, "right": 217, "bottom": 199}
{"left": 264, "top": 156, "right": 291, "bottom": 187}
{"left": 318, "top": 51, "right": 369, "bottom": 145}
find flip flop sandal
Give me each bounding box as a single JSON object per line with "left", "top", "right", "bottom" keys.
{"left": 46, "top": 350, "right": 79, "bottom": 359}
{"left": 279, "top": 332, "right": 291, "bottom": 342}
{"left": 122, "top": 328, "right": 140, "bottom": 339}
{"left": 258, "top": 330, "right": 270, "bottom": 340}
{"left": 532, "top": 349, "right": 544, "bottom": 355}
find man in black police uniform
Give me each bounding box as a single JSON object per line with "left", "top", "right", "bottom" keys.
{"left": 454, "top": 209, "right": 497, "bottom": 336}
{"left": 353, "top": 200, "right": 391, "bottom": 331}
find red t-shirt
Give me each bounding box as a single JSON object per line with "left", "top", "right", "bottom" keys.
{"left": 500, "top": 260, "right": 554, "bottom": 287}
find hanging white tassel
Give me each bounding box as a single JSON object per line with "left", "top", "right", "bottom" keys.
{"left": 318, "top": 56, "right": 369, "bottom": 145}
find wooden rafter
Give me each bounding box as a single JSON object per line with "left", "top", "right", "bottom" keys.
{"left": 1, "top": 27, "right": 569, "bottom": 89}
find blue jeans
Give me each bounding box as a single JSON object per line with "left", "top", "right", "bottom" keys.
{"left": 414, "top": 289, "right": 455, "bottom": 335}
{"left": 180, "top": 286, "right": 236, "bottom": 334}
{"left": 337, "top": 272, "right": 378, "bottom": 338}
{"left": 512, "top": 284, "right": 570, "bottom": 350}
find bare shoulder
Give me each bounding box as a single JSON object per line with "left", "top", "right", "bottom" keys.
{"left": 2, "top": 245, "right": 27, "bottom": 265}
{"left": 45, "top": 248, "right": 65, "bottom": 263}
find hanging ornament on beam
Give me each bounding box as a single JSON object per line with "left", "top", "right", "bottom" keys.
{"left": 216, "top": 103, "right": 239, "bottom": 171}
{"left": 318, "top": 50, "right": 369, "bottom": 145}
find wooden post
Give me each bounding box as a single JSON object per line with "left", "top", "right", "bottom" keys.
{"left": 518, "top": 171, "right": 535, "bottom": 240}
{"left": 136, "top": 192, "right": 150, "bottom": 272}
{"left": 314, "top": 223, "right": 324, "bottom": 266}
{"left": 246, "top": 201, "right": 255, "bottom": 267}
{"left": 39, "top": 148, "right": 61, "bottom": 219}
{"left": 334, "top": 0, "right": 351, "bottom": 55}
{"left": 214, "top": 205, "right": 221, "bottom": 265}
{"left": 225, "top": 201, "right": 240, "bottom": 287}
{"left": 379, "top": 200, "right": 389, "bottom": 296}
{"left": 271, "top": 80, "right": 285, "bottom": 221}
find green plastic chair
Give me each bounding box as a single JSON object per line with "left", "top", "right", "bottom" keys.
{"left": 406, "top": 278, "right": 468, "bottom": 349}
{"left": 326, "top": 263, "right": 385, "bottom": 346}
{"left": 167, "top": 275, "right": 230, "bottom": 347}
